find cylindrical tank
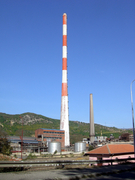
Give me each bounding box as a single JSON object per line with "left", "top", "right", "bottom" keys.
{"left": 74, "top": 142, "right": 86, "bottom": 152}
{"left": 48, "top": 141, "right": 61, "bottom": 154}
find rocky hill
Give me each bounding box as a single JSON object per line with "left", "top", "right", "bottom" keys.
{"left": 0, "top": 112, "right": 132, "bottom": 144}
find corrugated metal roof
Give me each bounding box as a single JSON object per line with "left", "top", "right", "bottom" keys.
{"left": 7, "top": 136, "right": 38, "bottom": 144}
{"left": 9, "top": 139, "right": 38, "bottom": 144}
{"left": 23, "top": 140, "right": 38, "bottom": 144}
{"left": 8, "top": 136, "right": 36, "bottom": 140}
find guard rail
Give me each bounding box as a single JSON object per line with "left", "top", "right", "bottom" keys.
{"left": 0, "top": 157, "right": 134, "bottom": 167}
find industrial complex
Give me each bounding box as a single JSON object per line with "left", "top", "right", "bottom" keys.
{"left": 1, "top": 13, "right": 134, "bottom": 164}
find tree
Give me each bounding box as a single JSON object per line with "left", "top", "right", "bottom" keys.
{"left": 88, "top": 145, "right": 94, "bottom": 151}
{"left": 0, "top": 128, "right": 12, "bottom": 155}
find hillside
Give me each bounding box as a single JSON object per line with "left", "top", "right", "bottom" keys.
{"left": 0, "top": 112, "right": 132, "bottom": 144}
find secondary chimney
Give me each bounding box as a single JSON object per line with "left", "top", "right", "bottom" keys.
{"left": 90, "top": 94, "right": 95, "bottom": 143}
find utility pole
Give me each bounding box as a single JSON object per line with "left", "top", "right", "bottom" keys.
{"left": 19, "top": 116, "right": 23, "bottom": 160}
{"left": 130, "top": 80, "right": 135, "bottom": 157}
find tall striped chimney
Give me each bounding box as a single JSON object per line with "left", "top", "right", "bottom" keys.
{"left": 90, "top": 94, "right": 95, "bottom": 143}
{"left": 60, "top": 13, "right": 70, "bottom": 147}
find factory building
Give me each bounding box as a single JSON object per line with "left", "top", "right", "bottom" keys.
{"left": 35, "top": 128, "right": 65, "bottom": 148}
{"left": 7, "top": 136, "right": 38, "bottom": 153}
{"left": 119, "top": 133, "right": 133, "bottom": 141}
{"left": 96, "top": 136, "right": 107, "bottom": 142}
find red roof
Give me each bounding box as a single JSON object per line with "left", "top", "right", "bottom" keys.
{"left": 85, "top": 144, "right": 134, "bottom": 157}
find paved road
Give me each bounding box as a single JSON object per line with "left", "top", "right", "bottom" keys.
{"left": 0, "top": 163, "right": 135, "bottom": 180}
{"left": 98, "top": 171, "right": 135, "bottom": 180}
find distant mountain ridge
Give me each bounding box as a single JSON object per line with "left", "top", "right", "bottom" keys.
{"left": 0, "top": 112, "right": 132, "bottom": 144}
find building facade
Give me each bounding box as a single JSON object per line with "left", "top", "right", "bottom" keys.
{"left": 119, "top": 133, "right": 133, "bottom": 141}
{"left": 96, "top": 136, "right": 107, "bottom": 142}
{"left": 35, "top": 128, "right": 65, "bottom": 148}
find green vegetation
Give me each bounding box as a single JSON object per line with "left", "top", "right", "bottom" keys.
{"left": 88, "top": 145, "right": 94, "bottom": 151}
{"left": 53, "top": 150, "right": 57, "bottom": 155}
{"left": 0, "top": 128, "right": 12, "bottom": 155}
{"left": 70, "top": 153, "right": 74, "bottom": 157}
{"left": 0, "top": 112, "right": 133, "bottom": 144}
{"left": 26, "top": 153, "right": 37, "bottom": 160}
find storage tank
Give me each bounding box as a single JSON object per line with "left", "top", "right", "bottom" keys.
{"left": 48, "top": 141, "right": 61, "bottom": 154}
{"left": 74, "top": 142, "right": 86, "bottom": 152}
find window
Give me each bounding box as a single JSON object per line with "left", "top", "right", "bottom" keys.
{"left": 43, "top": 137, "right": 62, "bottom": 139}
{"left": 43, "top": 130, "right": 64, "bottom": 134}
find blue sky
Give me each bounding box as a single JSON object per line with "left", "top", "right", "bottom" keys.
{"left": 0, "top": 0, "right": 135, "bottom": 128}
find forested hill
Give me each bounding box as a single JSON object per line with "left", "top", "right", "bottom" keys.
{"left": 0, "top": 112, "right": 132, "bottom": 144}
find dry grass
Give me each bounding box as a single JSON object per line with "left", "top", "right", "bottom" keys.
{"left": 0, "top": 153, "right": 21, "bottom": 161}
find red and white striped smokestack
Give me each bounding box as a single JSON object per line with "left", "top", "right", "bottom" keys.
{"left": 60, "top": 13, "right": 70, "bottom": 147}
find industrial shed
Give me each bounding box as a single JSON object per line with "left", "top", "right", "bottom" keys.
{"left": 7, "top": 136, "right": 38, "bottom": 152}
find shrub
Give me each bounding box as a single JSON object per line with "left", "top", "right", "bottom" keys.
{"left": 0, "top": 138, "right": 12, "bottom": 155}
{"left": 70, "top": 153, "right": 74, "bottom": 157}
{"left": 54, "top": 150, "right": 57, "bottom": 155}
{"left": 26, "top": 153, "right": 37, "bottom": 159}
{"left": 88, "top": 145, "right": 94, "bottom": 151}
